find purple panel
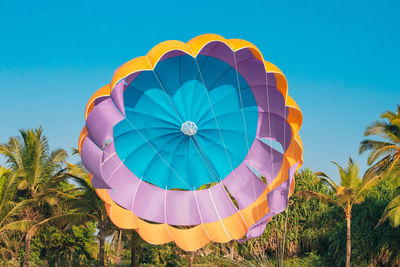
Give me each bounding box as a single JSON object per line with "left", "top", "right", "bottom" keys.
{"left": 245, "top": 139, "right": 284, "bottom": 185}
{"left": 132, "top": 181, "right": 165, "bottom": 223}
{"left": 257, "top": 112, "right": 292, "bottom": 152}
{"left": 208, "top": 183, "right": 240, "bottom": 220}
{"left": 111, "top": 80, "right": 126, "bottom": 116}
{"left": 194, "top": 184, "right": 226, "bottom": 224}
{"left": 198, "top": 41, "right": 235, "bottom": 67}
{"left": 100, "top": 143, "right": 127, "bottom": 186}
{"left": 234, "top": 49, "right": 288, "bottom": 120}
{"left": 102, "top": 139, "right": 117, "bottom": 161}
{"left": 236, "top": 58, "right": 266, "bottom": 87}
{"left": 159, "top": 50, "right": 189, "bottom": 62}
{"left": 94, "top": 96, "right": 109, "bottom": 106}
{"left": 249, "top": 84, "right": 286, "bottom": 117}
{"left": 125, "top": 72, "right": 141, "bottom": 86}
{"left": 86, "top": 98, "right": 124, "bottom": 149}
{"left": 235, "top": 48, "right": 256, "bottom": 64}
{"left": 267, "top": 162, "right": 298, "bottom": 214}
{"left": 243, "top": 213, "right": 271, "bottom": 240}
{"left": 107, "top": 165, "right": 139, "bottom": 208}
{"left": 166, "top": 190, "right": 201, "bottom": 225}
{"left": 223, "top": 164, "right": 266, "bottom": 210}
{"left": 81, "top": 137, "right": 103, "bottom": 179}
{"left": 92, "top": 175, "right": 111, "bottom": 189}
{"left": 241, "top": 162, "right": 299, "bottom": 240}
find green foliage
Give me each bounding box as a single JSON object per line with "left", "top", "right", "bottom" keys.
{"left": 321, "top": 181, "right": 400, "bottom": 266}
{"left": 0, "top": 257, "right": 21, "bottom": 267}
{"left": 31, "top": 223, "right": 97, "bottom": 265}
{"left": 140, "top": 243, "right": 183, "bottom": 266}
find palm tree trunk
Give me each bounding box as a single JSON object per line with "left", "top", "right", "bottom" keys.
{"left": 23, "top": 231, "right": 33, "bottom": 267}
{"left": 115, "top": 230, "right": 122, "bottom": 264}
{"left": 131, "top": 231, "right": 138, "bottom": 267}
{"left": 346, "top": 213, "right": 351, "bottom": 267}
{"left": 99, "top": 220, "right": 106, "bottom": 267}
{"left": 188, "top": 251, "right": 194, "bottom": 267}
{"left": 229, "top": 241, "right": 235, "bottom": 260}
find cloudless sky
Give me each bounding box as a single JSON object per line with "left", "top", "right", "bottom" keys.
{"left": 1, "top": 0, "right": 399, "bottom": 180}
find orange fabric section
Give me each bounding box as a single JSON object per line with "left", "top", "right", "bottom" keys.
{"left": 287, "top": 107, "right": 303, "bottom": 134}
{"left": 186, "top": 34, "right": 230, "bottom": 55}
{"left": 289, "top": 176, "right": 296, "bottom": 196}
{"left": 105, "top": 203, "right": 138, "bottom": 229}
{"left": 78, "top": 126, "right": 87, "bottom": 154}
{"left": 167, "top": 226, "right": 210, "bottom": 251}
{"left": 272, "top": 72, "right": 288, "bottom": 100}
{"left": 220, "top": 212, "right": 248, "bottom": 239}
{"left": 228, "top": 39, "right": 264, "bottom": 62}
{"left": 202, "top": 220, "right": 231, "bottom": 243}
{"left": 146, "top": 40, "right": 194, "bottom": 67}
{"left": 136, "top": 221, "right": 173, "bottom": 244}
{"left": 286, "top": 95, "right": 301, "bottom": 110}
{"left": 110, "top": 56, "right": 151, "bottom": 89}
{"left": 264, "top": 61, "right": 283, "bottom": 74}
{"left": 96, "top": 189, "right": 113, "bottom": 205}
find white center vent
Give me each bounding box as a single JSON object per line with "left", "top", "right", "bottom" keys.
{"left": 181, "top": 121, "right": 198, "bottom": 136}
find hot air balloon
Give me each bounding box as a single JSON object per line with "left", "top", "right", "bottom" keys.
{"left": 78, "top": 34, "right": 303, "bottom": 251}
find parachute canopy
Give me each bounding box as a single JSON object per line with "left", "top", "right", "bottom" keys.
{"left": 79, "top": 34, "right": 303, "bottom": 251}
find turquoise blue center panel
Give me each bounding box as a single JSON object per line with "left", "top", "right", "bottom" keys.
{"left": 113, "top": 55, "right": 258, "bottom": 190}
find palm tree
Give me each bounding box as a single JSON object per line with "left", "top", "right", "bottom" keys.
{"left": 297, "top": 158, "right": 380, "bottom": 267}
{"left": 66, "top": 162, "right": 112, "bottom": 267}
{"left": 109, "top": 229, "right": 123, "bottom": 264}
{"left": 0, "top": 127, "right": 68, "bottom": 266}
{"left": 359, "top": 104, "right": 400, "bottom": 176}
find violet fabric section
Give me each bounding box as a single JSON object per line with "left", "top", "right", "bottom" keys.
{"left": 80, "top": 41, "right": 296, "bottom": 228}
{"left": 241, "top": 162, "right": 299, "bottom": 240}
{"left": 81, "top": 119, "right": 290, "bottom": 225}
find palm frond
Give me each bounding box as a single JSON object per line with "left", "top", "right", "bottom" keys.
{"left": 367, "top": 145, "right": 399, "bottom": 165}
{"left": 296, "top": 190, "right": 339, "bottom": 207}
{"left": 314, "top": 171, "right": 339, "bottom": 192}
{"left": 0, "top": 137, "right": 24, "bottom": 170}
{"left": 66, "top": 163, "right": 89, "bottom": 180}
{"left": 365, "top": 121, "right": 400, "bottom": 144}
{"left": 51, "top": 149, "right": 68, "bottom": 165}
{"left": 0, "top": 219, "right": 35, "bottom": 233}
{"left": 332, "top": 161, "right": 350, "bottom": 188}
{"left": 381, "top": 110, "right": 397, "bottom": 121}
{"left": 346, "top": 158, "right": 361, "bottom": 189}
{"left": 35, "top": 212, "right": 97, "bottom": 229}
{"left": 364, "top": 155, "right": 392, "bottom": 177}
{"left": 0, "top": 199, "right": 34, "bottom": 229}
{"left": 359, "top": 139, "right": 395, "bottom": 155}
{"left": 71, "top": 148, "right": 80, "bottom": 156}
{"left": 377, "top": 195, "right": 400, "bottom": 228}
{"left": 354, "top": 175, "right": 381, "bottom": 204}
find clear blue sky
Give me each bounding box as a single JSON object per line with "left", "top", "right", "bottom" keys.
{"left": 1, "top": 0, "right": 399, "bottom": 180}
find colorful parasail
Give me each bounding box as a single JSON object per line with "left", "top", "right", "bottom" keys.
{"left": 78, "top": 34, "right": 303, "bottom": 251}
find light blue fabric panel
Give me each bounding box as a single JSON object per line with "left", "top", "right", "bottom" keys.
{"left": 113, "top": 55, "right": 258, "bottom": 190}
